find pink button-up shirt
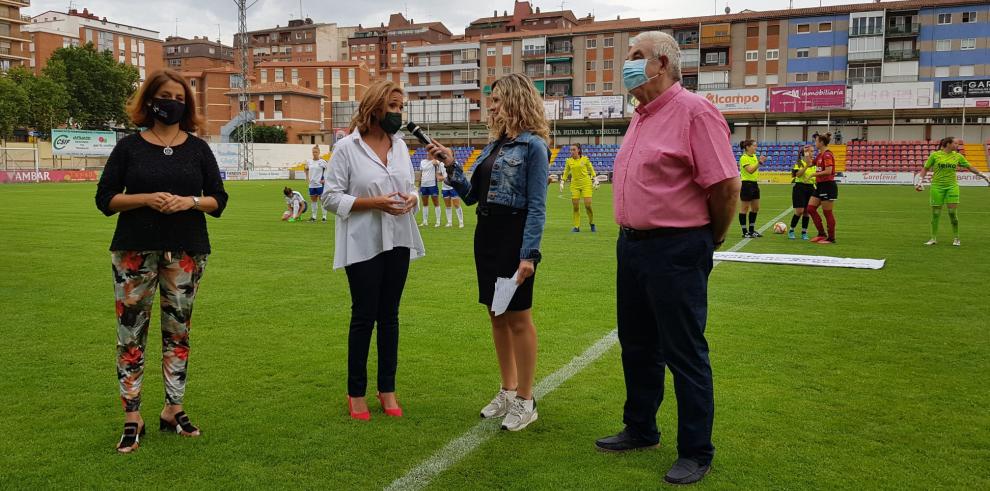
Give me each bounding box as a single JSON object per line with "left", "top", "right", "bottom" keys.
{"left": 613, "top": 83, "right": 739, "bottom": 230}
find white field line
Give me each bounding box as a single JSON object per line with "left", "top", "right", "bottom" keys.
{"left": 385, "top": 208, "right": 792, "bottom": 491}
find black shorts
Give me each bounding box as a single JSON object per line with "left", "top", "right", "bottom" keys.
{"left": 740, "top": 181, "right": 760, "bottom": 201}
{"left": 791, "top": 183, "right": 815, "bottom": 209}
{"left": 474, "top": 207, "right": 536, "bottom": 312}
{"left": 814, "top": 181, "right": 839, "bottom": 201}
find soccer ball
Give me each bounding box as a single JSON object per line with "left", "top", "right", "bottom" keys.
{"left": 773, "top": 222, "right": 787, "bottom": 234}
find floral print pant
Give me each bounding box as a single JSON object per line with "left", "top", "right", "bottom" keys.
{"left": 112, "top": 251, "right": 208, "bottom": 412}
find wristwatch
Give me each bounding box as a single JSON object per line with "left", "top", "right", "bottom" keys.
{"left": 192, "top": 196, "right": 201, "bottom": 210}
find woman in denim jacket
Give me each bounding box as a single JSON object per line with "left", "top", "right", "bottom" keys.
{"left": 427, "top": 74, "right": 549, "bottom": 432}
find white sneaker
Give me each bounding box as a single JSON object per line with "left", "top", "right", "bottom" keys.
{"left": 924, "top": 239, "right": 937, "bottom": 246}
{"left": 501, "top": 397, "right": 538, "bottom": 432}
{"left": 953, "top": 238, "right": 961, "bottom": 247}
{"left": 446, "top": 223, "right": 452, "bottom": 228}
{"left": 480, "top": 388, "right": 516, "bottom": 419}
{"left": 419, "top": 221, "right": 427, "bottom": 227}
{"left": 459, "top": 222, "right": 464, "bottom": 229}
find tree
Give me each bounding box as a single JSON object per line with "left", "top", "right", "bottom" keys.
{"left": 232, "top": 124, "right": 288, "bottom": 144}
{"left": 6, "top": 67, "right": 70, "bottom": 136}
{"left": 42, "top": 43, "right": 139, "bottom": 130}
{"left": 0, "top": 77, "right": 29, "bottom": 140}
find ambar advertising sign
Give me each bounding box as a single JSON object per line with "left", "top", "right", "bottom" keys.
{"left": 769, "top": 85, "right": 846, "bottom": 113}
{"left": 939, "top": 79, "right": 990, "bottom": 108}
{"left": 697, "top": 88, "right": 767, "bottom": 113}
{"left": 51, "top": 129, "right": 117, "bottom": 156}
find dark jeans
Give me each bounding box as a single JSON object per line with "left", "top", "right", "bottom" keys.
{"left": 616, "top": 229, "right": 715, "bottom": 465}
{"left": 344, "top": 247, "right": 410, "bottom": 397}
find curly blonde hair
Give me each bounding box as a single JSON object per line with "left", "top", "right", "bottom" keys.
{"left": 488, "top": 73, "right": 549, "bottom": 143}
{"left": 349, "top": 80, "right": 403, "bottom": 134}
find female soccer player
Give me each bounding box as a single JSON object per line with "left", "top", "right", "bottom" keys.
{"left": 788, "top": 145, "right": 816, "bottom": 240}
{"left": 304, "top": 145, "right": 329, "bottom": 222}
{"left": 916, "top": 136, "right": 990, "bottom": 246}
{"left": 562, "top": 144, "right": 597, "bottom": 232}
{"left": 440, "top": 166, "right": 465, "bottom": 228}
{"left": 282, "top": 187, "right": 308, "bottom": 222}
{"left": 806, "top": 133, "right": 838, "bottom": 244}
{"left": 418, "top": 157, "right": 443, "bottom": 227}
{"left": 738, "top": 140, "right": 767, "bottom": 238}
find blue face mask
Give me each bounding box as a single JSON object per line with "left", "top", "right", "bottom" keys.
{"left": 622, "top": 58, "right": 658, "bottom": 91}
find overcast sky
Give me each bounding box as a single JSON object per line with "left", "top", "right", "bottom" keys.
{"left": 30, "top": 0, "right": 864, "bottom": 44}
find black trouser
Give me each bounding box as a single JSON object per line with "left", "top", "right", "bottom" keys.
{"left": 616, "top": 229, "right": 715, "bottom": 465}
{"left": 344, "top": 247, "right": 410, "bottom": 397}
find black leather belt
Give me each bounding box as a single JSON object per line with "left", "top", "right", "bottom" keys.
{"left": 619, "top": 226, "right": 707, "bottom": 241}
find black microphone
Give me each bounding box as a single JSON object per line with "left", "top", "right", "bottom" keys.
{"left": 405, "top": 122, "right": 446, "bottom": 162}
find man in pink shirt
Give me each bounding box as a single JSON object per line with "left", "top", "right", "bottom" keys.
{"left": 594, "top": 32, "right": 740, "bottom": 486}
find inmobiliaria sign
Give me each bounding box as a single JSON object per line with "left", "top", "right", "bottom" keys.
{"left": 769, "top": 85, "right": 846, "bottom": 113}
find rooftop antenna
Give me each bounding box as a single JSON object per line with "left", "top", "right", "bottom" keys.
{"left": 175, "top": 18, "right": 179, "bottom": 37}
{"left": 299, "top": 0, "right": 303, "bottom": 19}
{"left": 217, "top": 24, "right": 222, "bottom": 44}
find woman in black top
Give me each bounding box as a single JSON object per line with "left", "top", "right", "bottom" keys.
{"left": 95, "top": 69, "right": 228, "bottom": 453}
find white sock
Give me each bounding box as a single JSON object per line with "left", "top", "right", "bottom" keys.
{"left": 456, "top": 207, "right": 464, "bottom": 224}
{"left": 446, "top": 207, "right": 452, "bottom": 225}
{"left": 421, "top": 205, "right": 428, "bottom": 223}
{"left": 311, "top": 201, "right": 317, "bottom": 219}
{"left": 292, "top": 202, "right": 300, "bottom": 218}
{"left": 322, "top": 203, "right": 328, "bottom": 219}
{"left": 434, "top": 206, "right": 441, "bottom": 224}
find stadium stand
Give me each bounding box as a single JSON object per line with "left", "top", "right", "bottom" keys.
{"left": 550, "top": 144, "right": 620, "bottom": 173}
{"left": 844, "top": 141, "right": 969, "bottom": 172}
{"left": 731, "top": 141, "right": 811, "bottom": 173}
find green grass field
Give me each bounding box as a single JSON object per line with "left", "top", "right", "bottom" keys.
{"left": 1, "top": 181, "right": 988, "bottom": 490}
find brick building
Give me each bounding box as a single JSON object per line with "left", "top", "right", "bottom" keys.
{"left": 348, "top": 13, "right": 451, "bottom": 85}
{"left": 466, "top": 1, "right": 587, "bottom": 37}
{"left": 0, "top": 0, "right": 31, "bottom": 71}
{"left": 22, "top": 8, "right": 162, "bottom": 81}
{"left": 165, "top": 35, "right": 234, "bottom": 71}
{"left": 234, "top": 18, "right": 357, "bottom": 68}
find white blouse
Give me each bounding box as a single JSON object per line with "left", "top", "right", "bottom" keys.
{"left": 322, "top": 131, "right": 425, "bottom": 270}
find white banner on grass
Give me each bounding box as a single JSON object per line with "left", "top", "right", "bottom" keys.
{"left": 713, "top": 252, "right": 885, "bottom": 270}
{"left": 841, "top": 171, "right": 990, "bottom": 186}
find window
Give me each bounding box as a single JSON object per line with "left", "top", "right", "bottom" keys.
{"left": 502, "top": 46, "right": 512, "bottom": 55}
{"left": 961, "top": 38, "right": 976, "bottom": 50}
{"left": 274, "top": 98, "right": 283, "bottom": 113}
{"left": 937, "top": 13, "right": 951, "bottom": 24}
{"left": 585, "top": 83, "right": 595, "bottom": 92}
{"left": 275, "top": 68, "right": 284, "bottom": 82}
{"left": 818, "top": 47, "right": 832, "bottom": 57}
{"left": 586, "top": 60, "right": 596, "bottom": 70}
{"left": 603, "top": 37, "right": 614, "bottom": 48}
{"left": 934, "top": 66, "right": 950, "bottom": 78}
{"left": 391, "top": 42, "right": 397, "bottom": 50}
{"left": 586, "top": 38, "right": 597, "bottom": 49}
{"left": 959, "top": 65, "right": 975, "bottom": 77}
{"left": 290, "top": 69, "right": 299, "bottom": 84}
{"left": 603, "top": 60, "right": 613, "bottom": 70}
{"left": 767, "top": 24, "right": 780, "bottom": 36}
{"left": 818, "top": 22, "right": 832, "bottom": 32}
{"left": 502, "top": 66, "right": 511, "bottom": 74}
{"left": 851, "top": 16, "right": 884, "bottom": 36}
{"left": 796, "top": 48, "right": 809, "bottom": 58}
{"left": 797, "top": 24, "right": 810, "bottom": 34}
{"left": 705, "top": 52, "right": 725, "bottom": 65}
{"left": 168, "top": 59, "right": 181, "bottom": 67}
{"left": 487, "top": 67, "right": 496, "bottom": 76}
{"left": 766, "top": 74, "right": 779, "bottom": 85}
{"left": 745, "top": 50, "right": 758, "bottom": 61}
{"left": 962, "top": 11, "right": 977, "bottom": 23}
{"left": 745, "top": 75, "right": 758, "bottom": 86}
{"left": 795, "top": 73, "right": 809, "bottom": 82}
{"left": 936, "top": 40, "right": 951, "bottom": 52}
{"left": 260, "top": 69, "right": 267, "bottom": 83}
{"left": 746, "top": 26, "right": 759, "bottom": 37}
{"left": 487, "top": 47, "right": 496, "bottom": 56}
{"left": 817, "top": 71, "right": 830, "bottom": 81}
{"left": 766, "top": 49, "right": 779, "bottom": 60}
{"left": 295, "top": 46, "right": 302, "bottom": 53}
{"left": 603, "top": 82, "right": 613, "bottom": 91}
{"left": 306, "top": 45, "right": 313, "bottom": 52}
{"left": 316, "top": 69, "right": 324, "bottom": 87}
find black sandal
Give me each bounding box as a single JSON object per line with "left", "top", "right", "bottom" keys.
{"left": 116, "top": 422, "right": 145, "bottom": 453}
{"left": 160, "top": 411, "right": 200, "bottom": 436}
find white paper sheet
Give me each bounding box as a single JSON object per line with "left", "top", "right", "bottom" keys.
{"left": 491, "top": 272, "right": 521, "bottom": 316}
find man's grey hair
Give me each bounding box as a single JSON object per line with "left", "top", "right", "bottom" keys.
{"left": 630, "top": 31, "right": 682, "bottom": 81}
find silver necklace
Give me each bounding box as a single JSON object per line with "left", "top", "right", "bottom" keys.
{"left": 151, "top": 128, "right": 181, "bottom": 156}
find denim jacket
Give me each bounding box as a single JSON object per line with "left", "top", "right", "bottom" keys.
{"left": 446, "top": 131, "right": 549, "bottom": 263}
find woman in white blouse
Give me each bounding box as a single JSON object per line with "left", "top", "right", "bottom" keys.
{"left": 322, "top": 80, "right": 424, "bottom": 420}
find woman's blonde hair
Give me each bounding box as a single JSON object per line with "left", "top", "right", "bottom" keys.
{"left": 488, "top": 73, "right": 549, "bottom": 143}
{"left": 349, "top": 80, "right": 403, "bottom": 134}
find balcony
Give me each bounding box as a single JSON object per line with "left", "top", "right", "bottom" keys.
{"left": 698, "top": 82, "right": 729, "bottom": 90}
{"left": 0, "top": 0, "right": 31, "bottom": 7}
{"left": 405, "top": 62, "right": 479, "bottom": 73}
{"left": 404, "top": 82, "right": 481, "bottom": 93}
{"left": 848, "top": 76, "right": 882, "bottom": 85}
{"left": 0, "top": 47, "right": 30, "bottom": 60}
{"left": 882, "top": 75, "right": 919, "bottom": 83}
{"left": 701, "top": 35, "right": 731, "bottom": 45}
{"left": 0, "top": 12, "right": 29, "bottom": 24}
{"left": 849, "top": 28, "right": 884, "bottom": 38}
{"left": 884, "top": 48, "right": 920, "bottom": 62}
{"left": 848, "top": 50, "right": 884, "bottom": 62}
{"left": 682, "top": 79, "right": 698, "bottom": 90}
{"left": 886, "top": 24, "right": 920, "bottom": 37}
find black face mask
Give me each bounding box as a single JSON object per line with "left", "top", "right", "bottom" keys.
{"left": 149, "top": 98, "right": 186, "bottom": 126}
{"left": 379, "top": 112, "right": 403, "bottom": 135}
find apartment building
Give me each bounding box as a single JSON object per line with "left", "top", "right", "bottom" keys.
{"left": 235, "top": 18, "right": 357, "bottom": 68}
{"left": 164, "top": 36, "right": 234, "bottom": 71}
{"left": 466, "top": 1, "right": 585, "bottom": 37}
{"left": 347, "top": 13, "right": 451, "bottom": 84}
{"left": 403, "top": 42, "right": 481, "bottom": 122}
{"left": 180, "top": 67, "right": 241, "bottom": 138}
{"left": 0, "top": 0, "right": 30, "bottom": 71}
{"left": 23, "top": 8, "right": 162, "bottom": 80}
